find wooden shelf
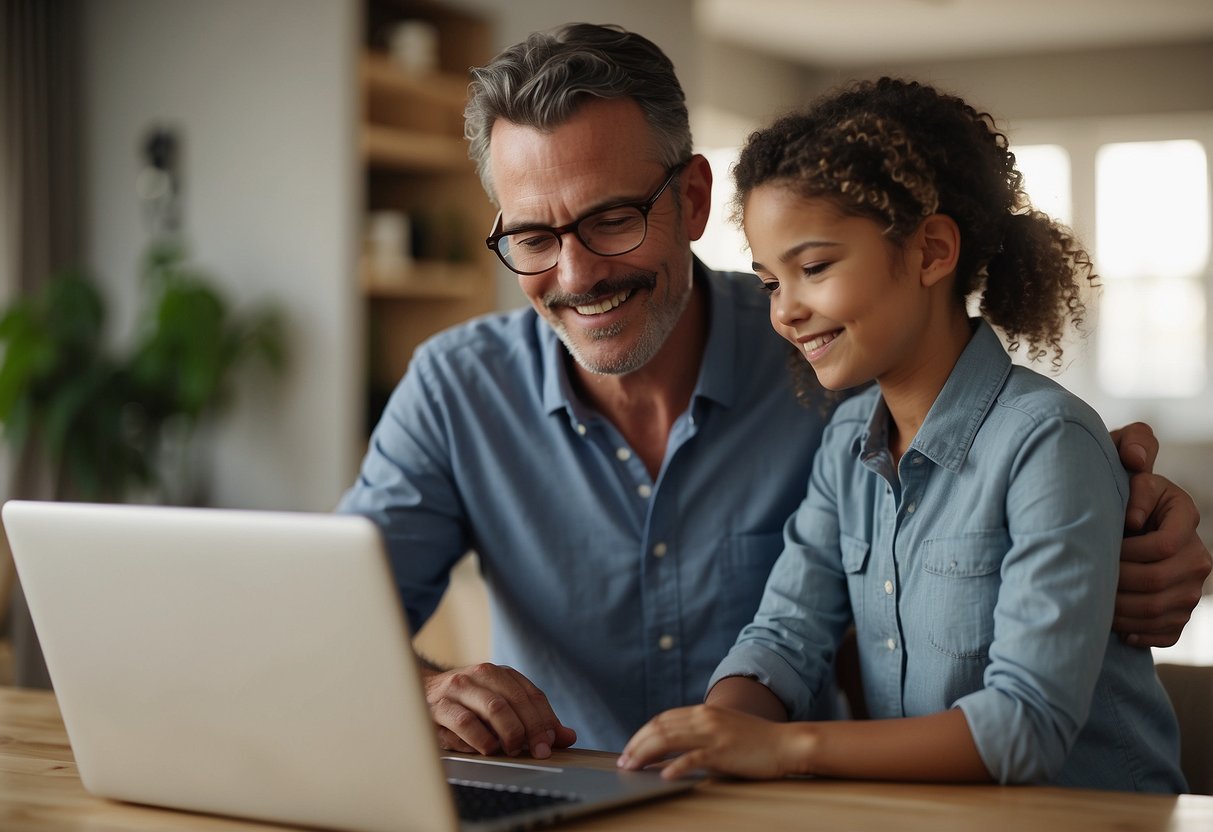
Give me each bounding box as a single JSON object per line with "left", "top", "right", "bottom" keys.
{"left": 361, "top": 123, "right": 469, "bottom": 171}
{"left": 360, "top": 0, "right": 495, "bottom": 398}
{"left": 360, "top": 258, "right": 483, "bottom": 300}
{"left": 361, "top": 52, "right": 469, "bottom": 109}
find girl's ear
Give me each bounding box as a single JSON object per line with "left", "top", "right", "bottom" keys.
{"left": 915, "top": 214, "right": 961, "bottom": 288}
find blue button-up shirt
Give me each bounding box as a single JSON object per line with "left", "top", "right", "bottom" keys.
{"left": 710, "top": 321, "right": 1185, "bottom": 792}
{"left": 338, "top": 262, "right": 829, "bottom": 752}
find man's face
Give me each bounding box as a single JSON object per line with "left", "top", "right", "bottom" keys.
{"left": 488, "top": 97, "right": 708, "bottom": 376}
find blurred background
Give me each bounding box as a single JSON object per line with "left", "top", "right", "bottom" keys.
{"left": 1, "top": 0, "right": 1210, "bottom": 676}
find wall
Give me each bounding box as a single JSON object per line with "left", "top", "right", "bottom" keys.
{"left": 833, "top": 40, "right": 1213, "bottom": 122}
{"left": 78, "top": 0, "right": 361, "bottom": 511}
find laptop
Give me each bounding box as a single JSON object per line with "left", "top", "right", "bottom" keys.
{"left": 2, "top": 500, "right": 696, "bottom": 832}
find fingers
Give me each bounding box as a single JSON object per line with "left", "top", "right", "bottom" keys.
{"left": 429, "top": 676, "right": 514, "bottom": 755}
{"left": 1123, "top": 472, "right": 1167, "bottom": 533}
{"left": 554, "top": 724, "right": 578, "bottom": 748}
{"left": 435, "top": 725, "right": 478, "bottom": 754}
{"left": 1123, "top": 472, "right": 1200, "bottom": 536}
{"left": 1111, "top": 617, "right": 1190, "bottom": 648}
{"left": 1110, "top": 422, "right": 1158, "bottom": 476}
{"left": 619, "top": 705, "right": 785, "bottom": 780}
{"left": 619, "top": 708, "right": 698, "bottom": 773}
{"left": 1112, "top": 583, "right": 1196, "bottom": 648}
{"left": 1115, "top": 518, "right": 1210, "bottom": 647}
{"left": 423, "top": 663, "right": 569, "bottom": 758}
{"left": 660, "top": 748, "right": 710, "bottom": 781}
{"left": 510, "top": 672, "right": 565, "bottom": 758}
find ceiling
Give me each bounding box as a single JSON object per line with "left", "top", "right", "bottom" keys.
{"left": 696, "top": 0, "right": 1213, "bottom": 67}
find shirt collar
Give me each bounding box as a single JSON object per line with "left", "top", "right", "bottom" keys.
{"left": 540, "top": 258, "right": 738, "bottom": 419}
{"left": 854, "top": 319, "right": 1011, "bottom": 473}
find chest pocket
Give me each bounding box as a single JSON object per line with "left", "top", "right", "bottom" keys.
{"left": 840, "top": 533, "right": 871, "bottom": 624}
{"left": 919, "top": 531, "right": 1007, "bottom": 661}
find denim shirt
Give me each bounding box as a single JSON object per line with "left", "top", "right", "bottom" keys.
{"left": 338, "top": 262, "right": 830, "bottom": 752}
{"left": 710, "top": 321, "right": 1185, "bottom": 792}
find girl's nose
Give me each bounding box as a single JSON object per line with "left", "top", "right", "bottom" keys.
{"left": 772, "top": 286, "right": 810, "bottom": 327}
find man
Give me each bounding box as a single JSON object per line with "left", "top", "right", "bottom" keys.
{"left": 339, "top": 24, "right": 1210, "bottom": 757}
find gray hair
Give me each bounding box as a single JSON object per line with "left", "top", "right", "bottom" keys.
{"left": 464, "top": 23, "right": 693, "bottom": 204}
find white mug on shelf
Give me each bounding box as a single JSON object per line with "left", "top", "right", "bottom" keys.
{"left": 366, "top": 211, "right": 412, "bottom": 276}
{"left": 388, "top": 20, "right": 439, "bottom": 75}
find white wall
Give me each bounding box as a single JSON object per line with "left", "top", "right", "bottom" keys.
{"left": 79, "top": 0, "right": 361, "bottom": 511}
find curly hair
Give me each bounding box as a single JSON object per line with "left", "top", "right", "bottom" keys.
{"left": 464, "top": 23, "right": 692, "bottom": 205}
{"left": 732, "top": 77, "right": 1097, "bottom": 368}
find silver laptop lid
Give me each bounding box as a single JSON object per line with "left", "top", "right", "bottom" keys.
{"left": 3, "top": 500, "right": 459, "bottom": 832}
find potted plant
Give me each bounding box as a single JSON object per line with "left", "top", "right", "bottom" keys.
{"left": 0, "top": 238, "right": 286, "bottom": 503}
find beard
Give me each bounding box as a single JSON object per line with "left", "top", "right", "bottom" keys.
{"left": 544, "top": 267, "right": 692, "bottom": 376}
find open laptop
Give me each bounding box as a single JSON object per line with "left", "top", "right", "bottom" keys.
{"left": 2, "top": 500, "right": 696, "bottom": 832}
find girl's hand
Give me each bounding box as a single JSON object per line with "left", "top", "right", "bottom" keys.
{"left": 618, "top": 705, "right": 811, "bottom": 780}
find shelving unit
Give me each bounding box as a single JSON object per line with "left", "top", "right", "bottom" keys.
{"left": 360, "top": 0, "right": 497, "bottom": 426}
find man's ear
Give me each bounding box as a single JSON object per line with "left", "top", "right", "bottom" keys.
{"left": 681, "top": 153, "right": 713, "bottom": 242}
{"left": 916, "top": 213, "right": 961, "bottom": 288}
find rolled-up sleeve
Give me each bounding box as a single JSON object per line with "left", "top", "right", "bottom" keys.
{"left": 955, "top": 416, "right": 1128, "bottom": 783}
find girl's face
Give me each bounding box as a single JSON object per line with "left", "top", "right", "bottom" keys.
{"left": 743, "top": 184, "right": 932, "bottom": 392}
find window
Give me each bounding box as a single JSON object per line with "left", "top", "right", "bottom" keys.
{"left": 1014, "top": 144, "right": 1072, "bottom": 224}
{"left": 1094, "top": 140, "right": 1208, "bottom": 398}
{"left": 1011, "top": 115, "right": 1213, "bottom": 440}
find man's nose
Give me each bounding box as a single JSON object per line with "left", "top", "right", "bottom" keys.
{"left": 552, "top": 233, "right": 610, "bottom": 294}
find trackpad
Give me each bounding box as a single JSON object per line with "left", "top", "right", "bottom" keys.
{"left": 442, "top": 757, "right": 567, "bottom": 788}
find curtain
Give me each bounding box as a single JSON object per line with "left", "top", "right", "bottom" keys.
{"left": 0, "top": 0, "right": 81, "bottom": 688}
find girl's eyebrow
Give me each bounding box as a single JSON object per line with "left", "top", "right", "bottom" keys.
{"left": 751, "top": 240, "right": 841, "bottom": 273}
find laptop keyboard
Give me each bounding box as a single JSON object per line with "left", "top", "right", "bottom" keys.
{"left": 448, "top": 780, "right": 583, "bottom": 822}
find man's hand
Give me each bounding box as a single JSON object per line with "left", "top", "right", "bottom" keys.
{"left": 1111, "top": 422, "right": 1211, "bottom": 648}
{"left": 422, "top": 662, "right": 576, "bottom": 758}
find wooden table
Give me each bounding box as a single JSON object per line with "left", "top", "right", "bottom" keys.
{"left": 2, "top": 686, "right": 1212, "bottom": 831}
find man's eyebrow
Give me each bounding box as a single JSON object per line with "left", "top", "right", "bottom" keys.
{"left": 500, "top": 189, "right": 655, "bottom": 235}
{"left": 751, "top": 240, "right": 841, "bottom": 272}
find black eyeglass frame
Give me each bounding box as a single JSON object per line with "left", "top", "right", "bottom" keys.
{"left": 484, "top": 161, "right": 689, "bottom": 276}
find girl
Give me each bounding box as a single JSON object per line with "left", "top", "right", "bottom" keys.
{"left": 618, "top": 78, "right": 1186, "bottom": 792}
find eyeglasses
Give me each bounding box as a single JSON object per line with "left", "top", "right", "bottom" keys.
{"left": 485, "top": 162, "right": 688, "bottom": 276}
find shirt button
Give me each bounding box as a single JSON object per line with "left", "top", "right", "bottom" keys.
{"left": 912, "top": 454, "right": 924, "bottom": 465}
{"left": 616, "top": 447, "right": 632, "bottom": 461}
{"left": 658, "top": 634, "right": 675, "bottom": 651}
{"left": 576, "top": 423, "right": 587, "bottom": 436}
{"left": 652, "top": 542, "right": 668, "bottom": 558}
{"left": 886, "top": 638, "right": 897, "bottom": 651}
{"left": 884, "top": 580, "right": 894, "bottom": 595}
{"left": 637, "top": 484, "right": 652, "bottom": 498}
{"left": 906, "top": 502, "right": 917, "bottom": 514}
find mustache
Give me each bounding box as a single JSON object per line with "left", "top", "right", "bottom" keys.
{"left": 543, "top": 272, "right": 657, "bottom": 310}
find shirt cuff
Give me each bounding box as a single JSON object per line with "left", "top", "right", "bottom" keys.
{"left": 956, "top": 688, "right": 1063, "bottom": 784}
{"left": 708, "top": 642, "right": 818, "bottom": 719}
